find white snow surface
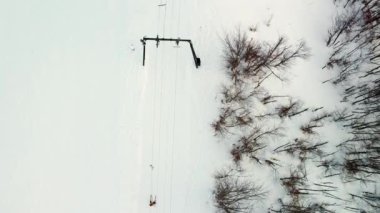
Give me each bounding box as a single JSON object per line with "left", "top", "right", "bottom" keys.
{"left": 0, "top": 0, "right": 354, "bottom": 212}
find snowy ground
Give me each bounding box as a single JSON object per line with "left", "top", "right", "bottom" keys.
{"left": 0, "top": 0, "right": 347, "bottom": 212}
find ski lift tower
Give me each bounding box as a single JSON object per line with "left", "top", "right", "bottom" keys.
{"left": 140, "top": 36, "right": 201, "bottom": 68}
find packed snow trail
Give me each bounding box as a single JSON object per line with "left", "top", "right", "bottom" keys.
{"left": 124, "top": 1, "right": 227, "bottom": 212}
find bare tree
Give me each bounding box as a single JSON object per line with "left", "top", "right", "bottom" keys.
{"left": 212, "top": 107, "right": 253, "bottom": 136}
{"left": 274, "top": 138, "right": 327, "bottom": 161}
{"left": 214, "top": 29, "right": 310, "bottom": 161}
{"left": 270, "top": 168, "right": 336, "bottom": 213}
{"left": 324, "top": 0, "right": 380, "bottom": 183}
{"left": 213, "top": 169, "right": 266, "bottom": 213}
{"left": 300, "top": 112, "right": 332, "bottom": 135}
{"left": 349, "top": 191, "right": 380, "bottom": 211}
{"left": 276, "top": 99, "right": 308, "bottom": 118}
{"left": 270, "top": 200, "right": 335, "bottom": 213}
{"left": 211, "top": 27, "right": 341, "bottom": 212}
{"left": 224, "top": 31, "right": 309, "bottom": 87}
{"left": 231, "top": 126, "right": 282, "bottom": 163}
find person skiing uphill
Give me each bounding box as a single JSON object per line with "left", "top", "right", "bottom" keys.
{"left": 149, "top": 195, "right": 156, "bottom": 207}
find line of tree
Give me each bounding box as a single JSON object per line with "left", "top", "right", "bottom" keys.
{"left": 211, "top": 29, "right": 342, "bottom": 212}
{"left": 323, "top": 1, "right": 379, "bottom": 211}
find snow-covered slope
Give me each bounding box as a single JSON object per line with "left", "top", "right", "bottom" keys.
{"left": 0, "top": 0, "right": 347, "bottom": 212}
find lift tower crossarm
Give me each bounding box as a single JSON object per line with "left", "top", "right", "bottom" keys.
{"left": 140, "top": 36, "right": 201, "bottom": 69}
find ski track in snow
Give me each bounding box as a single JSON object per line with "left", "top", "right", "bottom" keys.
{"left": 133, "top": 63, "right": 149, "bottom": 212}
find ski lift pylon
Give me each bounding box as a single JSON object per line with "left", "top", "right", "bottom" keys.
{"left": 140, "top": 35, "right": 201, "bottom": 68}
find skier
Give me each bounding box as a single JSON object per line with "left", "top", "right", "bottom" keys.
{"left": 149, "top": 195, "right": 157, "bottom": 207}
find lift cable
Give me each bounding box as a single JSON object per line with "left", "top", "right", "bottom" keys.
{"left": 168, "top": 0, "right": 183, "bottom": 212}
{"left": 148, "top": 0, "right": 202, "bottom": 211}
{"left": 150, "top": 0, "right": 161, "bottom": 194}
{"left": 163, "top": 3, "right": 167, "bottom": 37}
{"left": 150, "top": 42, "right": 159, "bottom": 196}
{"left": 150, "top": 0, "right": 166, "bottom": 210}
{"left": 153, "top": 0, "right": 169, "bottom": 211}
{"left": 168, "top": 44, "right": 180, "bottom": 213}
{"left": 161, "top": 1, "right": 177, "bottom": 211}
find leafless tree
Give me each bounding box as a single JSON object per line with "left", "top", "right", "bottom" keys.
{"left": 300, "top": 112, "right": 332, "bottom": 135}
{"left": 271, "top": 168, "right": 337, "bottom": 213}
{"left": 276, "top": 99, "right": 308, "bottom": 118}
{"left": 274, "top": 138, "right": 327, "bottom": 161}
{"left": 231, "top": 126, "right": 282, "bottom": 163}
{"left": 212, "top": 107, "right": 253, "bottom": 136}
{"left": 215, "top": 29, "right": 310, "bottom": 159}
{"left": 324, "top": 0, "right": 380, "bottom": 183}
{"left": 269, "top": 200, "right": 335, "bottom": 213}
{"left": 349, "top": 191, "right": 380, "bottom": 211}
{"left": 224, "top": 31, "right": 309, "bottom": 87}
{"left": 212, "top": 27, "right": 324, "bottom": 212}
{"left": 213, "top": 169, "right": 266, "bottom": 213}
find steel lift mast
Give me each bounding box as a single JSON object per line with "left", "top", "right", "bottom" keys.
{"left": 140, "top": 36, "right": 201, "bottom": 68}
